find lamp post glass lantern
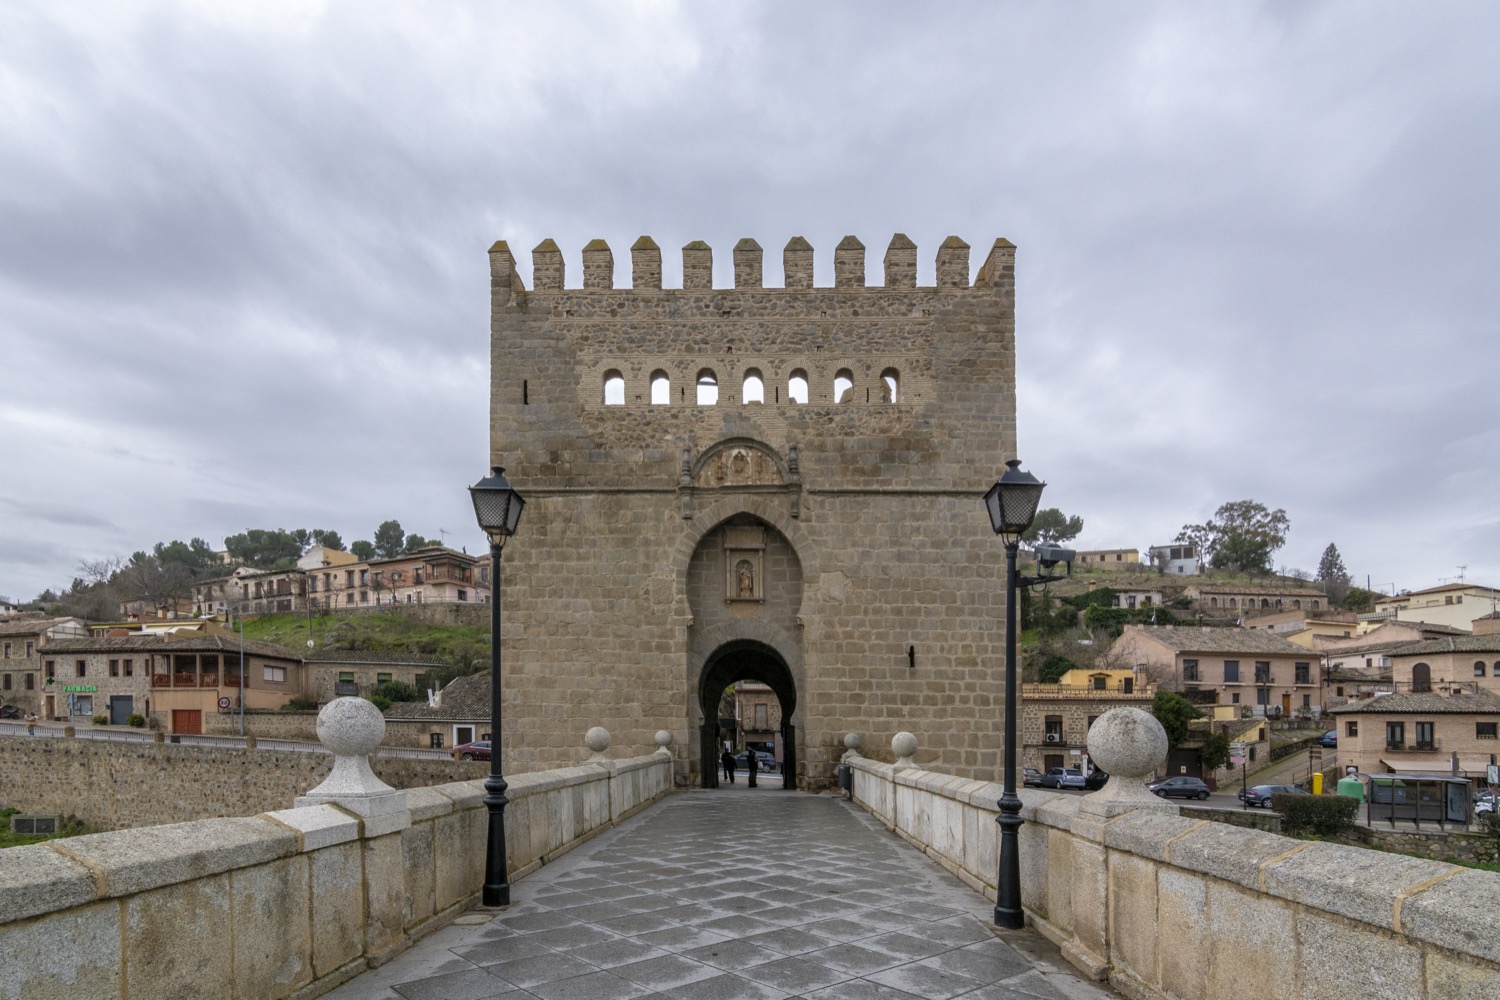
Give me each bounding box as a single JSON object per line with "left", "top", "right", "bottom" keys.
{"left": 469, "top": 466, "right": 525, "bottom": 906}
{"left": 984, "top": 459, "right": 1044, "bottom": 929}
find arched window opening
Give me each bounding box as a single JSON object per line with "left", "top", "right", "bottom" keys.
{"left": 650, "top": 370, "right": 670, "bottom": 405}
{"left": 1275, "top": 599, "right": 1283, "bottom": 608}
{"left": 1293, "top": 600, "right": 1302, "bottom": 609}
{"left": 1412, "top": 662, "right": 1432, "bottom": 693}
{"left": 1310, "top": 600, "right": 1320, "bottom": 610}
{"left": 696, "top": 369, "right": 718, "bottom": 406}
{"left": 1229, "top": 598, "right": 1237, "bottom": 609}
{"left": 788, "top": 370, "right": 809, "bottom": 405}
{"left": 880, "top": 368, "right": 900, "bottom": 403}
{"left": 742, "top": 369, "right": 764, "bottom": 404}
{"left": 1475, "top": 660, "right": 1487, "bottom": 678}
{"left": 1210, "top": 597, "right": 1218, "bottom": 608}
{"left": 603, "top": 370, "right": 625, "bottom": 406}
{"left": 833, "top": 369, "right": 854, "bottom": 404}
{"left": 1261, "top": 599, "right": 1270, "bottom": 608}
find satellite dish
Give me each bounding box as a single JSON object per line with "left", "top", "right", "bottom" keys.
{"left": 306, "top": 640, "right": 314, "bottom": 649}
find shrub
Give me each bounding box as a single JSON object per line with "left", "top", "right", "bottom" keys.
{"left": 91, "top": 715, "right": 108, "bottom": 726}
{"left": 1278, "top": 793, "right": 1358, "bottom": 836}
{"left": 371, "top": 680, "right": 420, "bottom": 703}
{"left": 125, "top": 714, "right": 146, "bottom": 728}
{"left": 364, "top": 694, "right": 392, "bottom": 712}
{"left": 283, "top": 696, "right": 319, "bottom": 712}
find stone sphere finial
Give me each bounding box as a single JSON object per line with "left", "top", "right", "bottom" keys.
{"left": 585, "top": 726, "right": 612, "bottom": 754}
{"left": 654, "top": 730, "right": 673, "bottom": 750}
{"left": 1081, "top": 707, "right": 1173, "bottom": 815}
{"left": 316, "top": 696, "right": 386, "bottom": 757}
{"left": 844, "top": 732, "right": 862, "bottom": 751}
{"left": 891, "top": 731, "right": 918, "bottom": 766}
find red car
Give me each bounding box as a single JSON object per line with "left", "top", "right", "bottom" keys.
{"left": 452, "top": 740, "right": 492, "bottom": 761}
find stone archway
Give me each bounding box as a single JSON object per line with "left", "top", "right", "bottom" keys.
{"left": 698, "top": 640, "right": 798, "bottom": 790}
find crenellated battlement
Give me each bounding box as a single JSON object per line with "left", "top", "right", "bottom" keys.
{"left": 487, "top": 234, "right": 1016, "bottom": 292}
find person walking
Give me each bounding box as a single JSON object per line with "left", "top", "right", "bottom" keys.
{"left": 746, "top": 747, "right": 758, "bottom": 789}
{"left": 25, "top": 713, "right": 38, "bottom": 736}
{"left": 721, "top": 748, "right": 736, "bottom": 784}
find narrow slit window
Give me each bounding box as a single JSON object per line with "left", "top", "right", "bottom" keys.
{"left": 696, "top": 369, "right": 718, "bottom": 405}
{"left": 650, "top": 370, "right": 670, "bottom": 405}
{"left": 603, "top": 371, "right": 625, "bottom": 405}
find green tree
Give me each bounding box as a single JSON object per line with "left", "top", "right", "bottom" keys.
{"left": 350, "top": 539, "right": 375, "bottom": 561}
{"left": 403, "top": 533, "right": 436, "bottom": 553}
{"left": 153, "top": 538, "right": 220, "bottom": 577}
{"left": 1178, "top": 500, "right": 1290, "bottom": 575}
{"left": 1022, "top": 508, "right": 1084, "bottom": 547}
{"left": 1201, "top": 731, "right": 1231, "bottom": 772}
{"left": 310, "top": 528, "right": 345, "bottom": 551}
{"left": 1338, "top": 586, "right": 1380, "bottom": 613}
{"left": 1151, "top": 690, "right": 1203, "bottom": 749}
{"left": 372, "top": 520, "right": 406, "bottom": 559}
{"left": 372, "top": 679, "right": 420, "bottom": 703}
{"left": 224, "top": 529, "right": 304, "bottom": 568}
{"left": 1317, "top": 543, "right": 1350, "bottom": 584}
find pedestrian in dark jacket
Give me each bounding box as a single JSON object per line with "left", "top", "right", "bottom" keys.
{"left": 721, "top": 749, "right": 736, "bottom": 783}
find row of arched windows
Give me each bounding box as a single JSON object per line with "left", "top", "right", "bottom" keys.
{"left": 1408, "top": 661, "right": 1500, "bottom": 693}
{"left": 1206, "top": 597, "right": 1321, "bottom": 611}
{"left": 602, "top": 368, "right": 901, "bottom": 406}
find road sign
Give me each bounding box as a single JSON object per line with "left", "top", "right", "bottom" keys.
{"left": 1489, "top": 764, "right": 1498, "bottom": 786}
{"left": 218, "top": 697, "right": 231, "bottom": 709}
{"left": 1230, "top": 756, "right": 1245, "bottom": 766}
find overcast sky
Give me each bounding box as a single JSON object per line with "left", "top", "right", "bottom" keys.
{"left": 2, "top": 1, "right": 1497, "bottom": 605}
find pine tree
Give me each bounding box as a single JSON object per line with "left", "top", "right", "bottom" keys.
{"left": 1316, "top": 543, "right": 1350, "bottom": 584}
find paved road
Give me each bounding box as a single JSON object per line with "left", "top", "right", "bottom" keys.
{"left": 326, "top": 787, "right": 1120, "bottom": 999}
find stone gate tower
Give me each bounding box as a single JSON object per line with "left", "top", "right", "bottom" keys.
{"left": 486, "top": 233, "right": 1018, "bottom": 788}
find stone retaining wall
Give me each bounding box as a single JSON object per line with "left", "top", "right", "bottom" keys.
{"left": 843, "top": 752, "right": 1500, "bottom": 1000}
{"left": 0, "top": 736, "right": 485, "bottom": 831}
{"left": 0, "top": 750, "right": 673, "bottom": 1000}
{"left": 201, "top": 708, "right": 321, "bottom": 740}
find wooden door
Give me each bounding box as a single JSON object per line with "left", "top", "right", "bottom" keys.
{"left": 172, "top": 709, "right": 202, "bottom": 735}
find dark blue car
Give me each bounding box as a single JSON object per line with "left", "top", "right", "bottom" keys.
{"left": 1318, "top": 730, "right": 1337, "bottom": 748}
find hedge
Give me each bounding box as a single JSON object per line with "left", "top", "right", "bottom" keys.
{"left": 1276, "top": 793, "right": 1358, "bottom": 836}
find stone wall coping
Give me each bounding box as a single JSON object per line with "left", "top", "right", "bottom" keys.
{"left": 1260, "top": 842, "right": 1459, "bottom": 932}
{"left": 50, "top": 815, "right": 297, "bottom": 898}
{"left": 404, "top": 784, "right": 461, "bottom": 822}
{"left": 1098, "top": 810, "right": 1202, "bottom": 862}
{"left": 1398, "top": 868, "right": 1500, "bottom": 965}
{"left": 0, "top": 844, "right": 97, "bottom": 923}
{"left": 432, "top": 779, "right": 487, "bottom": 811}
{"left": 260, "top": 804, "right": 362, "bottom": 851}
{"left": 1158, "top": 818, "right": 1308, "bottom": 891}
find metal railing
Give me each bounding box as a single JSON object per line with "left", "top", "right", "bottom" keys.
{"left": 0, "top": 723, "right": 452, "bottom": 759}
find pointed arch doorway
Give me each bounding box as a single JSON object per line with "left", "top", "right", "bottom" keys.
{"left": 698, "top": 640, "right": 797, "bottom": 790}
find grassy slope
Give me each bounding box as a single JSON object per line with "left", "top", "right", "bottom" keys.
{"left": 239, "top": 611, "right": 491, "bottom": 662}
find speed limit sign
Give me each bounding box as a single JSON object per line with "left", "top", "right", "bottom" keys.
{"left": 218, "top": 697, "right": 232, "bottom": 709}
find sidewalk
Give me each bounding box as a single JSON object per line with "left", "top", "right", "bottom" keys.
{"left": 325, "top": 788, "right": 1120, "bottom": 999}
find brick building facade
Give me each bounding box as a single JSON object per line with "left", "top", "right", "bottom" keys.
{"left": 486, "top": 233, "right": 1019, "bottom": 787}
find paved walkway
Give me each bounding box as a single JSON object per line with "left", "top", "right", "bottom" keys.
{"left": 325, "top": 785, "right": 1119, "bottom": 1000}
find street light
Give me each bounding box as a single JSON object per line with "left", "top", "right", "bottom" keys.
{"left": 983, "top": 458, "right": 1045, "bottom": 929}
{"left": 469, "top": 466, "right": 526, "bottom": 907}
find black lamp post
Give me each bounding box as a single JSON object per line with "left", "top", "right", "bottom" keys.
{"left": 469, "top": 466, "right": 525, "bottom": 907}
{"left": 983, "top": 458, "right": 1046, "bottom": 929}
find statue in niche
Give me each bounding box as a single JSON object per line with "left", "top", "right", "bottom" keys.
{"left": 736, "top": 559, "right": 754, "bottom": 599}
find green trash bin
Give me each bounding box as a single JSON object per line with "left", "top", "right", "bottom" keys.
{"left": 1336, "top": 775, "right": 1364, "bottom": 802}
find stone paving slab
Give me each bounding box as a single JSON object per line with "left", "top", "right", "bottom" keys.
{"left": 322, "top": 788, "right": 1120, "bottom": 1000}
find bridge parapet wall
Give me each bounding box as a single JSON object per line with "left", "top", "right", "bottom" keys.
{"left": 843, "top": 752, "right": 1500, "bottom": 1000}
{"left": 0, "top": 751, "right": 673, "bottom": 1000}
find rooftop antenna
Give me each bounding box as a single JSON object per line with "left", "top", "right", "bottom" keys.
{"left": 439, "top": 527, "right": 450, "bottom": 547}
{"left": 1457, "top": 565, "right": 1467, "bottom": 584}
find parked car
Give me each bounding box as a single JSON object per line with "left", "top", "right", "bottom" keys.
{"left": 1238, "top": 784, "right": 1309, "bottom": 808}
{"left": 1022, "top": 767, "right": 1043, "bottom": 787}
{"left": 452, "top": 740, "right": 492, "bottom": 761}
{"left": 0, "top": 705, "right": 19, "bottom": 719}
{"left": 1318, "top": 730, "right": 1337, "bottom": 748}
{"left": 733, "top": 751, "right": 779, "bottom": 773}
{"left": 1148, "top": 776, "right": 1211, "bottom": 800}
{"left": 1057, "top": 768, "right": 1088, "bottom": 790}
{"left": 1475, "top": 791, "right": 1496, "bottom": 817}
{"left": 1039, "top": 767, "right": 1068, "bottom": 789}
{"left": 1084, "top": 769, "right": 1110, "bottom": 791}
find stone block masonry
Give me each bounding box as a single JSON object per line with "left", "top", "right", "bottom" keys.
{"left": 487, "top": 233, "right": 1019, "bottom": 789}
